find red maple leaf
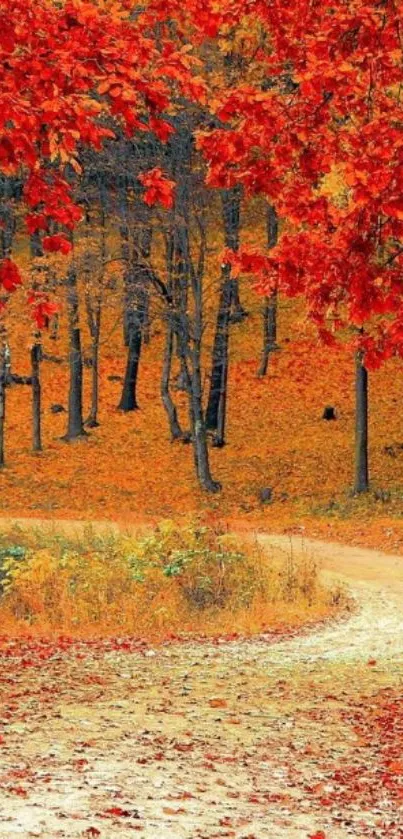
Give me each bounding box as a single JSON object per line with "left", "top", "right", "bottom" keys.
{"left": 138, "top": 167, "right": 175, "bottom": 209}
{"left": 0, "top": 259, "right": 22, "bottom": 293}
{"left": 42, "top": 235, "right": 72, "bottom": 255}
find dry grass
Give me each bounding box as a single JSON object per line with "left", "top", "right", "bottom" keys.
{"left": 0, "top": 521, "right": 344, "bottom": 640}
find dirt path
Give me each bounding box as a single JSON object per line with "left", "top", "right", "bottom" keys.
{"left": 0, "top": 524, "right": 402, "bottom": 838}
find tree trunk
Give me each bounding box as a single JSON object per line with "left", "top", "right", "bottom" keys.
{"left": 65, "top": 268, "right": 87, "bottom": 440}
{"left": 161, "top": 317, "right": 183, "bottom": 440}
{"left": 119, "top": 270, "right": 149, "bottom": 413}
{"left": 117, "top": 176, "right": 151, "bottom": 412}
{"left": 160, "top": 129, "right": 191, "bottom": 430}
{"left": 205, "top": 266, "right": 232, "bottom": 445}
{"left": 83, "top": 243, "right": 102, "bottom": 428}
{"left": 166, "top": 118, "right": 220, "bottom": 491}
{"left": 354, "top": 350, "right": 369, "bottom": 493}
{"left": 181, "top": 312, "right": 220, "bottom": 492}
{"left": 118, "top": 322, "right": 142, "bottom": 411}
{"left": 206, "top": 187, "right": 242, "bottom": 444}
{"left": 66, "top": 327, "right": 86, "bottom": 439}
{"left": 258, "top": 289, "right": 278, "bottom": 377}
{"left": 0, "top": 348, "right": 6, "bottom": 467}
{"left": 31, "top": 342, "right": 42, "bottom": 452}
{"left": 191, "top": 357, "right": 221, "bottom": 492}
{"left": 171, "top": 224, "right": 191, "bottom": 391}
{"left": 86, "top": 308, "right": 101, "bottom": 427}
{"left": 0, "top": 176, "right": 16, "bottom": 260}
{"left": 160, "top": 228, "right": 184, "bottom": 440}
{"left": 49, "top": 315, "right": 59, "bottom": 341}
{"left": 85, "top": 175, "right": 108, "bottom": 428}
{"left": 188, "top": 218, "right": 220, "bottom": 492}
{"left": 30, "top": 230, "right": 43, "bottom": 259}
{"left": 258, "top": 204, "right": 279, "bottom": 377}
{"left": 133, "top": 223, "right": 151, "bottom": 347}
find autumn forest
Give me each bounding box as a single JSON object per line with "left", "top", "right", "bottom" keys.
{"left": 0, "top": 2, "right": 402, "bottom": 838}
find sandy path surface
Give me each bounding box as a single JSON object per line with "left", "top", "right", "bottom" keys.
{"left": 0, "top": 523, "right": 402, "bottom": 838}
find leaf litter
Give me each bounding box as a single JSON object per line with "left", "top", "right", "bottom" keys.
{"left": 0, "top": 534, "right": 401, "bottom": 838}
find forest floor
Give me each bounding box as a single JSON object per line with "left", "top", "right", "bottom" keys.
{"left": 0, "top": 529, "right": 401, "bottom": 838}
{"left": 6, "top": 285, "right": 403, "bottom": 557}
{"left": 7, "top": 226, "right": 403, "bottom": 557}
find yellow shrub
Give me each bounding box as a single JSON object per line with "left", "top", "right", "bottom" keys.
{"left": 0, "top": 521, "right": 344, "bottom": 639}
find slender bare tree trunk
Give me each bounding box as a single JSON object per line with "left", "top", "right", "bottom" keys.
{"left": 206, "top": 186, "right": 242, "bottom": 445}
{"left": 117, "top": 177, "right": 151, "bottom": 413}
{"left": 190, "top": 258, "right": 221, "bottom": 492}
{"left": 258, "top": 204, "right": 279, "bottom": 377}
{"left": 84, "top": 189, "right": 106, "bottom": 429}
{"left": 205, "top": 266, "right": 232, "bottom": 446}
{"left": 31, "top": 341, "right": 42, "bottom": 452}
{"left": 118, "top": 322, "right": 142, "bottom": 411}
{"left": 0, "top": 345, "right": 6, "bottom": 467}
{"left": 0, "top": 180, "right": 16, "bottom": 465}
{"left": 191, "top": 360, "right": 220, "bottom": 492}
{"left": 86, "top": 305, "right": 101, "bottom": 427}
{"left": 65, "top": 267, "right": 87, "bottom": 440}
{"left": 354, "top": 350, "right": 369, "bottom": 493}
{"left": 166, "top": 120, "right": 220, "bottom": 490}
{"left": 161, "top": 316, "right": 183, "bottom": 440}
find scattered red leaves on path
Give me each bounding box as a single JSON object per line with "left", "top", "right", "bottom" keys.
{"left": 304, "top": 686, "right": 403, "bottom": 831}
{"left": 0, "top": 563, "right": 401, "bottom": 839}
{"left": 209, "top": 697, "right": 228, "bottom": 709}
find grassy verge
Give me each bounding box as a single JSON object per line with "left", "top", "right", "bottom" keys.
{"left": 0, "top": 520, "right": 348, "bottom": 641}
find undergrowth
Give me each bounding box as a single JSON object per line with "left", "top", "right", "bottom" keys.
{"left": 0, "top": 520, "right": 346, "bottom": 640}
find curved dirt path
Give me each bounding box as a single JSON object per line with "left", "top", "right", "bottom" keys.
{"left": 0, "top": 523, "right": 402, "bottom": 838}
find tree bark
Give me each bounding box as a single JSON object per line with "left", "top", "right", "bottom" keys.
{"left": 161, "top": 317, "right": 183, "bottom": 440}
{"left": 30, "top": 231, "right": 43, "bottom": 259}
{"left": 258, "top": 289, "right": 278, "bottom": 377}
{"left": 176, "top": 303, "right": 220, "bottom": 492}
{"left": 65, "top": 267, "right": 87, "bottom": 440}
{"left": 0, "top": 347, "right": 6, "bottom": 467}
{"left": 117, "top": 177, "right": 151, "bottom": 412}
{"left": 84, "top": 188, "right": 106, "bottom": 429}
{"left": 165, "top": 119, "right": 220, "bottom": 490}
{"left": 191, "top": 355, "right": 221, "bottom": 492}
{"left": 159, "top": 129, "right": 192, "bottom": 430}
{"left": 206, "top": 186, "right": 242, "bottom": 445}
{"left": 119, "top": 269, "right": 149, "bottom": 413}
{"left": 354, "top": 350, "right": 369, "bottom": 493}
{"left": 31, "top": 342, "right": 42, "bottom": 451}
{"left": 189, "top": 206, "right": 221, "bottom": 492}
{"left": 258, "top": 204, "right": 279, "bottom": 377}
{"left": 205, "top": 266, "right": 232, "bottom": 445}
{"left": 118, "top": 320, "right": 142, "bottom": 411}
{"left": 85, "top": 306, "right": 101, "bottom": 427}
{"left": 133, "top": 223, "right": 151, "bottom": 347}
{"left": 0, "top": 176, "right": 16, "bottom": 260}
{"left": 189, "top": 279, "right": 221, "bottom": 492}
